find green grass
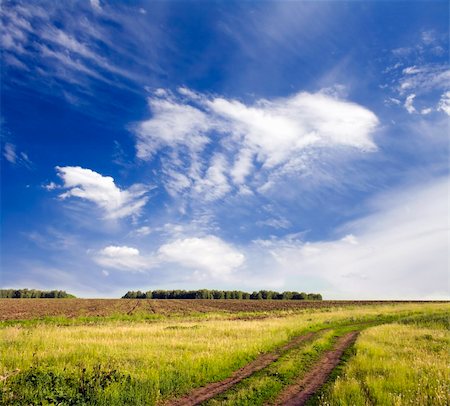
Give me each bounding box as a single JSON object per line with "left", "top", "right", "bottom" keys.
{"left": 0, "top": 303, "right": 448, "bottom": 405}
{"left": 318, "top": 322, "right": 450, "bottom": 406}
{"left": 204, "top": 328, "right": 349, "bottom": 406}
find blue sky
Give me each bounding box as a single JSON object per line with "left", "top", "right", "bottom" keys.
{"left": 1, "top": 0, "right": 449, "bottom": 299}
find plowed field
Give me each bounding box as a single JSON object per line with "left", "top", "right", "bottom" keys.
{"left": 0, "top": 298, "right": 430, "bottom": 321}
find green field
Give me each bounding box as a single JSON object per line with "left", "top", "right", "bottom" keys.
{"left": 317, "top": 318, "right": 449, "bottom": 405}
{"left": 0, "top": 302, "right": 449, "bottom": 405}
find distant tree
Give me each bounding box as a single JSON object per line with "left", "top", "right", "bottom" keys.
{"left": 120, "top": 289, "right": 322, "bottom": 300}
{"left": 0, "top": 289, "right": 75, "bottom": 298}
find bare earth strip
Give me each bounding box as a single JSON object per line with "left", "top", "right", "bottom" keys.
{"left": 271, "top": 331, "right": 359, "bottom": 406}
{"left": 0, "top": 299, "right": 431, "bottom": 321}
{"left": 164, "top": 331, "right": 319, "bottom": 406}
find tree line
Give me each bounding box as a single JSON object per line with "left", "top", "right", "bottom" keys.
{"left": 122, "top": 289, "right": 322, "bottom": 300}
{"left": 0, "top": 289, "right": 76, "bottom": 298}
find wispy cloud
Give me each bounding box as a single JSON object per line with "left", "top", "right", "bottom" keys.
{"left": 1, "top": 1, "right": 165, "bottom": 105}
{"left": 384, "top": 30, "right": 449, "bottom": 116}
{"left": 2, "top": 142, "right": 32, "bottom": 167}
{"left": 55, "top": 166, "right": 150, "bottom": 220}
{"left": 135, "top": 88, "right": 379, "bottom": 202}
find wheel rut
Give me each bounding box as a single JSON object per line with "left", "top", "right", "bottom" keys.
{"left": 164, "top": 330, "right": 319, "bottom": 406}
{"left": 271, "top": 331, "right": 359, "bottom": 406}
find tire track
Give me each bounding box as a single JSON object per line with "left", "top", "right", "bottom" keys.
{"left": 271, "top": 331, "right": 359, "bottom": 406}
{"left": 164, "top": 330, "right": 319, "bottom": 406}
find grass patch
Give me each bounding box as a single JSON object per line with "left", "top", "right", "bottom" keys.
{"left": 204, "top": 329, "right": 337, "bottom": 406}
{"left": 204, "top": 324, "right": 363, "bottom": 406}
{"left": 318, "top": 323, "right": 450, "bottom": 405}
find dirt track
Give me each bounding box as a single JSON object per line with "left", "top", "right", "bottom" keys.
{"left": 165, "top": 331, "right": 319, "bottom": 406}
{"left": 272, "top": 331, "right": 359, "bottom": 406}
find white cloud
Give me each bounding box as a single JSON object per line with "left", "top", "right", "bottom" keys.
{"left": 55, "top": 166, "right": 149, "bottom": 219}
{"left": 93, "top": 245, "right": 150, "bottom": 272}
{"left": 158, "top": 235, "right": 245, "bottom": 277}
{"left": 404, "top": 94, "right": 417, "bottom": 114}
{"left": 208, "top": 91, "right": 377, "bottom": 166}
{"left": 252, "top": 177, "right": 449, "bottom": 299}
{"left": 93, "top": 234, "right": 245, "bottom": 276}
{"left": 134, "top": 89, "right": 378, "bottom": 201}
{"left": 437, "top": 91, "right": 450, "bottom": 116}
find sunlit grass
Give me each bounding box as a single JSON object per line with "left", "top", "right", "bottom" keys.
{"left": 0, "top": 303, "right": 448, "bottom": 405}
{"left": 319, "top": 322, "right": 450, "bottom": 406}
{"left": 205, "top": 329, "right": 339, "bottom": 406}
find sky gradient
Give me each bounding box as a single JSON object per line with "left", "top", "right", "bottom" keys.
{"left": 1, "top": 0, "right": 449, "bottom": 299}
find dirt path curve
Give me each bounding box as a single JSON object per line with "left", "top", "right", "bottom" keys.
{"left": 164, "top": 330, "right": 319, "bottom": 406}
{"left": 271, "top": 331, "right": 359, "bottom": 406}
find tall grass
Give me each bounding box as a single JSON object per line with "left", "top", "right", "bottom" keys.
{"left": 318, "top": 322, "right": 450, "bottom": 406}
{"left": 205, "top": 328, "right": 342, "bottom": 406}
{"left": 1, "top": 303, "right": 448, "bottom": 405}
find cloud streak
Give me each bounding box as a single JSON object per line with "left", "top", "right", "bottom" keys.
{"left": 250, "top": 176, "right": 449, "bottom": 299}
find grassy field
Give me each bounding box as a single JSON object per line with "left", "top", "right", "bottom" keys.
{"left": 0, "top": 301, "right": 449, "bottom": 405}
{"left": 316, "top": 316, "right": 449, "bottom": 406}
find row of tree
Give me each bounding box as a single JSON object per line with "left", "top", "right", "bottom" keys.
{"left": 122, "top": 289, "right": 322, "bottom": 300}
{"left": 0, "top": 289, "right": 76, "bottom": 298}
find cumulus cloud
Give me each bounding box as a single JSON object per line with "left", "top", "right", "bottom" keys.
{"left": 134, "top": 88, "right": 378, "bottom": 201}
{"left": 252, "top": 177, "right": 449, "bottom": 299}
{"left": 93, "top": 245, "right": 150, "bottom": 271}
{"left": 91, "top": 235, "right": 244, "bottom": 277}
{"left": 55, "top": 166, "right": 149, "bottom": 219}
{"left": 158, "top": 235, "right": 245, "bottom": 277}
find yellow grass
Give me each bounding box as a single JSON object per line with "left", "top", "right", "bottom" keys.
{"left": 320, "top": 322, "right": 450, "bottom": 405}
